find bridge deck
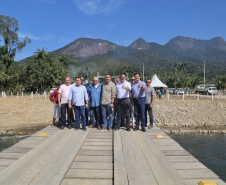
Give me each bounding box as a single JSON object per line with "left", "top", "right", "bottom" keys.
{"left": 0, "top": 125, "right": 225, "bottom": 185}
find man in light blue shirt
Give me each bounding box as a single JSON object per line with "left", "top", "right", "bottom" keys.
{"left": 131, "top": 73, "right": 147, "bottom": 132}
{"left": 87, "top": 77, "right": 102, "bottom": 130}
{"left": 68, "top": 77, "right": 89, "bottom": 131}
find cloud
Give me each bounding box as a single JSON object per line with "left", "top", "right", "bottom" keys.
{"left": 73, "top": 0, "right": 124, "bottom": 15}
{"left": 18, "top": 32, "right": 41, "bottom": 40}
{"left": 32, "top": 0, "right": 57, "bottom": 5}
{"left": 18, "top": 32, "right": 57, "bottom": 41}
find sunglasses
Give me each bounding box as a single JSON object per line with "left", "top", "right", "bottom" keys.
{"left": 146, "top": 81, "right": 151, "bottom": 83}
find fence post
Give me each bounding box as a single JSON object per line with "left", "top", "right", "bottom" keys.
{"left": 197, "top": 92, "right": 199, "bottom": 100}
{"left": 31, "top": 91, "right": 33, "bottom": 99}
{"left": 212, "top": 93, "right": 213, "bottom": 101}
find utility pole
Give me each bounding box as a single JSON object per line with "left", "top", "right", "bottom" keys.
{"left": 143, "top": 63, "right": 144, "bottom": 81}
{"left": 203, "top": 60, "right": 206, "bottom": 88}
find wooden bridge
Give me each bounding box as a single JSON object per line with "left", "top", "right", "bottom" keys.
{"left": 0, "top": 126, "right": 225, "bottom": 185}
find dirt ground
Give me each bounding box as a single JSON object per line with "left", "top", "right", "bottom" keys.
{"left": 0, "top": 94, "right": 225, "bottom": 135}
{"left": 0, "top": 95, "right": 54, "bottom": 135}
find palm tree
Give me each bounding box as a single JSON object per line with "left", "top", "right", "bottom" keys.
{"left": 33, "top": 47, "right": 49, "bottom": 59}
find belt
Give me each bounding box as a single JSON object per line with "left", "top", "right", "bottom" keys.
{"left": 135, "top": 97, "right": 143, "bottom": 100}
{"left": 117, "top": 98, "right": 129, "bottom": 100}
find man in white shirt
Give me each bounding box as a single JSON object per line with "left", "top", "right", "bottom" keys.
{"left": 58, "top": 77, "right": 72, "bottom": 129}
{"left": 114, "top": 73, "right": 131, "bottom": 131}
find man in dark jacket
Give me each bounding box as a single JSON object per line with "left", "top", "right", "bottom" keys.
{"left": 50, "top": 82, "right": 62, "bottom": 127}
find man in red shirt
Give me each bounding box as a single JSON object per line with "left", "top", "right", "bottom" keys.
{"left": 50, "top": 82, "right": 62, "bottom": 127}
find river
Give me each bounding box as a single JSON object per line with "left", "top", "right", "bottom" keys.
{"left": 0, "top": 135, "right": 29, "bottom": 152}
{"left": 169, "top": 133, "right": 226, "bottom": 182}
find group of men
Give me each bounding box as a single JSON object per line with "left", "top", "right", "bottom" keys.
{"left": 50, "top": 73, "right": 155, "bottom": 132}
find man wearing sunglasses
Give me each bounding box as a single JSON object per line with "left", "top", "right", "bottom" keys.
{"left": 145, "top": 79, "right": 156, "bottom": 129}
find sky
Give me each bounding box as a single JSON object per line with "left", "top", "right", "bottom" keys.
{"left": 1, "top": 0, "right": 226, "bottom": 61}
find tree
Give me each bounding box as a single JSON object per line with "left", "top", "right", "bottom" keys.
{"left": 25, "top": 49, "right": 76, "bottom": 91}
{"left": 0, "top": 15, "right": 30, "bottom": 91}
{"left": 0, "top": 15, "right": 31, "bottom": 63}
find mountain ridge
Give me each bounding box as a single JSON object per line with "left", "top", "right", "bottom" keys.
{"left": 20, "top": 36, "right": 226, "bottom": 76}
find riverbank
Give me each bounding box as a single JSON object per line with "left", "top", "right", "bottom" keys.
{"left": 154, "top": 95, "right": 226, "bottom": 134}
{"left": 0, "top": 95, "right": 225, "bottom": 135}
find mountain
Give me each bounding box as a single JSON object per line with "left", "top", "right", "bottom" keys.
{"left": 53, "top": 38, "right": 118, "bottom": 58}
{"left": 129, "top": 38, "right": 150, "bottom": 50}
{"left": 165, "top": 36, "right": 226, "bottom": 63}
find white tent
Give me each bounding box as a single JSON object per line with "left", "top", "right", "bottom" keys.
{"left": 151, "top": 74, "right": 168, "bottom": 88}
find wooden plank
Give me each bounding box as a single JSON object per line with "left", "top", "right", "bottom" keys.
{"left": 0, "top": 166, "right": 6, "bottom": 173}
{"left": 81, "top": 146, "right": 112, "bottom": 150}
{"left": 30, "top": 129, "right": 91, "bottom": 185}
{"left": 18, "top": 140, "right": 44, "bottom": 144}
{"left": 153, "top": 140, "right": 181, "bottom": 144}
{"left": 177, "top": 169, "right": 220, "bottom": 179}
{"left": 12, "top": 143, "right": 38, "bottom": 148}
{"left": 171, "top": 162, "right": 207, "bottom": 170}
{"left": 120, "top": 130, "right": 143, "bottom": 185}
{"left": 61, "top": 178, "right": 112, "bottom": 185}
{"left": 83, "top": 142, "right": 112, "bottom": 146}
{"left": 71, "top": 162, "right": 113, "bottom": 170}
{"left": 75, "top": 156, "right": 113, "bottom": 162}
{"left": 161, "top": 150, "right": 191, "bottom": 156}
{"left": 1, "top": 147, "right": 32, "bottom": 153}
{"left": 65, "top": 169, "right": 113, "bottom": 179}
{"left": 0, "top": 153, "right": 24, "bottom": 159}
{"left": 88, "top": 133, "right": 112, "bottom": 136}
{"left": 27, "top": 136, "right": 49, "bottom": 139}
{"left": 114, "top": 130, "right": 128, "bottom": 185}
{"left": 157, "top": 147, "right": 186, "bottom": 151}
{"left": 166, "top": 156, "right": 199, "bottom": 162}
{"left": 154, "top": 143, "right": 182, "bottom": 147}
{"left": 87, "top": 136, "right": 113, "bottom": 139}
{"left": 114, "top": 162, "right": 128, "bottom": 185}
{"left": 78, "top": 150, "right": 112, "bottom": 156}
{"left": 0, "top": 159, "right": 16, "bottom": 166}
{"left": 85, "top": 138, "right": 112, "bottom": 142}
